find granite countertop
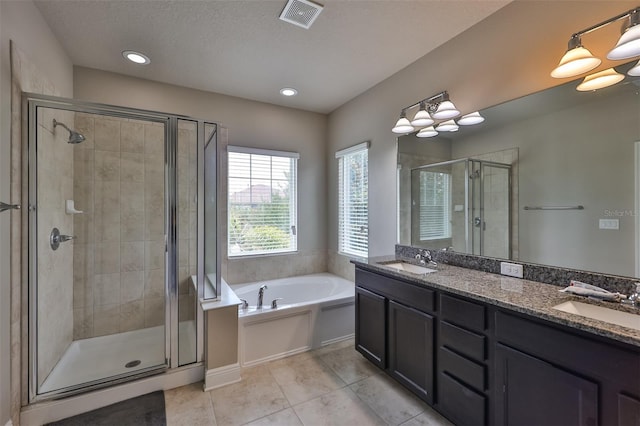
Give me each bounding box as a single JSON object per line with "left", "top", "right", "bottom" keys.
{"left": 353, "top": 255, "right": 640, "bottom": 348}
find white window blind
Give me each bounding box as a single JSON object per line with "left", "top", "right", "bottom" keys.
{"left": 419, "top": 170, "right": 451, "bottom": 240}
{"left": 337, "top": 142, "right": 369, "bottom": 258}
{"left": 227, "top": 146, "right": 298, "bottom": 257}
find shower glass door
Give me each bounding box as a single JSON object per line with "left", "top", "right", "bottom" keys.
{"left": 29, "top": 99, "right": 171, "bottom": 398}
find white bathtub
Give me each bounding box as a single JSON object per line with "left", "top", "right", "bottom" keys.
{"left": 231, "top": 273, "right": 355, "bottom": 366}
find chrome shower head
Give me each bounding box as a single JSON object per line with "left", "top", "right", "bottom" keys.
{"left": 53, "top": 119, "right": 85, "bottom": 144}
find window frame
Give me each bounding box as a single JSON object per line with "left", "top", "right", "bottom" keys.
{"left": 336, "top": 141, "right": 369, "bottom": 258}
{"left": 227, "top": 145, "right": 299, "bottom": 258}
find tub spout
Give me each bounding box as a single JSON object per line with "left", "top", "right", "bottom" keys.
{"left": 257, "top": 285, "right": 268, "bottom": 309}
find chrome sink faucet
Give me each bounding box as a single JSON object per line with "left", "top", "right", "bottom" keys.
{"left": 415, "top": 249, "right": 436, "bottom": 266}
{"left": 257, "top": 284, "right": 268, "bottom": 309}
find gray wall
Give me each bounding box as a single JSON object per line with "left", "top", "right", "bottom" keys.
{"left": 0, "top": 1, "right": 74, "bottom": 423}
{"left": 326, "top": 1, "right": 634, "bottom": 266}
{"left": 74, "top": 67, "right": 328, "bottom": 283}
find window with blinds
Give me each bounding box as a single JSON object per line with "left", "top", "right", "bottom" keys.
{"left": 227, "top": 146, "right": 298, "bottom": 257}
{"left": 337, "top": 142, "right": 369, "bottom": 258}
{"left": 419, "top": 170, "right": 451, "bottom": 240}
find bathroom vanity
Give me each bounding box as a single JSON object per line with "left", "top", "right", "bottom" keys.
{"left": 352, "top": 258, "right": 640, "bottom": 426}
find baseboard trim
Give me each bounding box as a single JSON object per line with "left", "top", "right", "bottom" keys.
{"left": 321, "top": 333, "right": 355, "bottom": 347}
{"left": 203, "top": 363, "right": 241, "bottom": 391}
{"left": 21, "top": 364, "right": 203, "bottom": 425}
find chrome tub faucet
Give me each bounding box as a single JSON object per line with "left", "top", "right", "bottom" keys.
{"left": 257, "top": 284, "right": 268, "bottom": 309}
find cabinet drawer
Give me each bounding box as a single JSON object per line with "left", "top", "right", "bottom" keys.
{"left": 440, "top": 321, "right": 486, "bottom": 362}
{"left": 438, "top": 371, "right": 486, "bottom": 426}
{"left": 356, "top": 269, "right": 435, "bottom": 314}
{"left": 440, "top": 294, "right": 486, "bottom": 332}
{"left": 439, "top": 347, "right": 485, "bottom": 392}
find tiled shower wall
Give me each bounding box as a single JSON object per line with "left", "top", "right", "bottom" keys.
{"left": 37, "top": 108, "right": 75, "bottom": 386}
{"left": 72, "top": 113, "right": 169, "bottom": 339}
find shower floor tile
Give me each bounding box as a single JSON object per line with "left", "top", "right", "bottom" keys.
{"left": 40, "top": 321, "right": 195, "bottom": 394}
{"left": 40, "top": 325, "right": 165, "bottom": 393}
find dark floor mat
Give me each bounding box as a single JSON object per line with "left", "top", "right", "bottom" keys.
{"left": 46, "top": 391, "right": 166, "bottom": 426}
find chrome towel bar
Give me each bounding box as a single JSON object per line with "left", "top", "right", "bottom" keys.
{"left": 523, "top": 205, "right": 584, "bottom": 211}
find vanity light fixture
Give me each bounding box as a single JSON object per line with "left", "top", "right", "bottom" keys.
{"left": 550, "top": 35, "right": 601, "bottom": 78}
{"left": 392, "top": 91, "right": 484, "bottom": 136}
{"left": 608, "top": 9, "right": 640, "bottom": 60}
{"left": 576, "top": 68, "right": 625, "bottom": 91}
{"left": 416, "top": 126, "right": 438, "bottom": 138}
{"left": 122, "top": 50, "right": 150, "bottom": 65}
{"left": 552, "top": 7, "right": 640, "bottom": 90}
{"left": 457, "top": 111, "right": 485, "bottom": 126}
{"left": 392, "top": 109, "right": 415, "bottom": 134}
{"left": 410, "top": 102, "right": 435, "bottom": 127}
{"left": 628, "top": 59, "right": 640, "bottom": 76}
{"left": 431, "top": 98, "right": 460, "bottom": 120}
{"left": 436, "top": 120, "right": 458, "bottom": 132}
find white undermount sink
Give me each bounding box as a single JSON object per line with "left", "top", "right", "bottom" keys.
{"left": 381, "top": 261, "right": 437, "bottom": 275}
{"left": 552, "top": 301, "right": 640, "bottom": 331}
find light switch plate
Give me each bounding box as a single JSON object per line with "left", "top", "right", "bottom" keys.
{"left": 599, "top": 219, "right": 619, "bottom": 230}
{"left": 500, "top": 262, "right": 524, "bottom": 278}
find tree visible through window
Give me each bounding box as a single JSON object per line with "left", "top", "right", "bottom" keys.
{"left": 337, "top": 143, "right": 369, "bottom": 258}
{"left": 227, "top": 147, "right": 298, "bottom": 256}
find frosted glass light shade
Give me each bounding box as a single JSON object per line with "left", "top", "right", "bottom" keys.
{"left": 457, "top": 111, "right": 485, "bottom": 125}
{"left": 392, "top": 116, "right": 415, "bottom": 134}
{"left": 411, "top": 108, "right": 434, "bottom": 127}
{"left": 432, "top": 101, "right": 460, "bottom": 119}
{"left": 628, "top": 59, "right": 640, "bottom": 76}
{"left": 436, "top": 120, "right": 458, "bottom": 132}
{"left": 576, "top": 68, "right": 625, "bottom": 91}
{"left": 551, "top": 46, "right": 601, "bottom": 78}
{"left": 416, "top": 126, "right": 438, "bottom": 138}
{"left": 607, "top": 22, "right": 640, "bottom": 60}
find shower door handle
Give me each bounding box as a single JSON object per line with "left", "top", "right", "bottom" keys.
{"left": 0, "top": 201, "right": 20, "bottom": 213}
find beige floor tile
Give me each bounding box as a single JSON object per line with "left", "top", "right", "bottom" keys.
{"left": 350, "top": 373, "right": 427, "bottom": 426}
{"left": 293, "top": 387, "right": 386, "bottom": 426}
{"left": 209, "top": 365, "right": 289, "bottom": 425}
{"left": 400, "top": 409, "right": 454, "bottom": 426}
{"left": 268, "top": 356, "right": 346, "bottom": 406}
{"left": 245, "top": 408, "right": 303, "bottom": 426}
{"left": 165, "top": 382, "right": 216, "bottom": 426}
{"left": 319, "top": 346, "right": 380, "bottom": 384}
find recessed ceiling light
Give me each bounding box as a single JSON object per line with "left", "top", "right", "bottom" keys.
{"left": 122, "top": 50, "right": 150, "bottom": 65}
{"left": 280, "top": 88, "right": 298, "bottom": 97}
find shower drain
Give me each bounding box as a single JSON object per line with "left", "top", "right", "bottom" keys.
{"left": 125, "top": 360, "right": 141, "bottom": 368}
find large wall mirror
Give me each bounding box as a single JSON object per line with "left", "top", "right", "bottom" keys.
{"left": 397, "top": 60, "right": 640, "bottom": 278}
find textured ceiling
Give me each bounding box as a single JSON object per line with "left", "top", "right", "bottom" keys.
{"left": 34, "top": 0, "right": 511, "bottom": 113}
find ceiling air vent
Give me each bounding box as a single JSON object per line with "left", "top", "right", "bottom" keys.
{"left": 279, "top": 0, "right": 324, "bottom": 30}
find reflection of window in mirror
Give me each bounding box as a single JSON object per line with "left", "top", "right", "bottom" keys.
{"left": 418, "top": 170, "right": 451, "bottom": 242}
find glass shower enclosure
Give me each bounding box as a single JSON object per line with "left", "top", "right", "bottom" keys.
{"left": 410, "top": 158, "right": 511, "bottom": 258}
{"left": 23, "top": 94, "right": 219, "bottom": 401}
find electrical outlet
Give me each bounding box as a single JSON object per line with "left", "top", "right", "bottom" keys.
{"left": 500, "top": 262, "right": 523, "bottom": 278}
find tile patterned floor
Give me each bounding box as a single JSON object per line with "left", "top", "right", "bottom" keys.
{"left": 164, "top": 339, "right": 453, "bottom": 426}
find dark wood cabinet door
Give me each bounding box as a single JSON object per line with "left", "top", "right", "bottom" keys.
{"left": 388, "top": 300, "right": 434, "bottom": 404}
{"left": 355, "top": 286, "right": 386, "bottom": 368}
{"left": 495, "top": 344, "right": 599, "bottom": 426}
